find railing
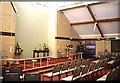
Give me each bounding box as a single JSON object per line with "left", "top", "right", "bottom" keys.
{"left": 0, "top": 56, "right": 52, "bottom": 71}
{"left": 69, "top": 52, "right": 83, "bottom": 60}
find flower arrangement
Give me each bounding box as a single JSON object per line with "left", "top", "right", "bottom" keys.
{"left": 43, "top": 43, "right": 49, "bottom": 50}
{"left": 14, "top": 42, "right": 23, "bottom": 55}
{"left": 65, "top": 44, "right": 73, "bottom": 51}
{"left": 65, "top": 44, "right": 70, "bottom": 51}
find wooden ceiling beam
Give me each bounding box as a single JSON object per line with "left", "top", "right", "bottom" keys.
{"left": 71, "top": 21, "right": 94, "bottom": 25}
{"left": 97, "top": 18, "right": 120, "bottom": 22}
{"left": 86, "top": 5, "right": 104, "bottom": 38}
{"left": 71, "top": 17, "right": 120, "bottom": 25}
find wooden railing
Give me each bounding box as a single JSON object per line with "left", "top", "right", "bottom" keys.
{"left": 0, "top": 56, "right": 52, "bottom": 72}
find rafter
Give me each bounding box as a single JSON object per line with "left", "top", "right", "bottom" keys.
{"left": 86, "top": 5, "right": 104, "bottom": 38}
{"left": 97, "top": 18, "right": 120, "bottom": 22}
{"left": 71, "top": 20, "right": 94, "bottom": 25}
{"left": 71, "top": 17, "right": 120, "bottom": 25}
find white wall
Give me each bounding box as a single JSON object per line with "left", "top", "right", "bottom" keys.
{"left": 15, "top": 2, "right": 49, "bottom": 58}
{"left": 48, "top": 7, "right": 57, "bottom": 58}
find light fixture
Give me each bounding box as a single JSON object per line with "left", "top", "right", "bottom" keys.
{"left": 93, "top": 22, "right": 97, "bottom": 31}
{"left": 115, "top": 37, "right": 120, "bottom": 40}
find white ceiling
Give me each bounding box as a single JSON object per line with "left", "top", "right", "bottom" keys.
{"left": 90, "top": 2, "right": 119, "bottom": 19}
{"left": 62, "top": 1, "right": 120, "bottom": 38}
{"left": 73, "top": 23, "right": 100, "bottom": 36}
{"left": 63, "top": 7, "right": 93, "bottom": 23}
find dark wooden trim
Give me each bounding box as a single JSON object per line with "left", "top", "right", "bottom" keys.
{"left": 71, "top": 38, "right": 80, "bottom": 41}
{"left": 97, "top": 18, "right": 120, "bottom": 22}
{"left": 0, "top": 32, "right": 15, "bottom": 36}
{"left": 55, "top": 36, "right": 119, "bottom": 41}
{"left": 71, "top": 20, "right": 94, "bottom": 25}
{"left": 55, "top": 37, "right": 70, "bottom": 40}
{"left": 10, "top": 2, "right": 17, "bottom": 13}
{"left": 55, "top": 37, "right": 98, "bottom": 41}
{"left": 71, "top": 18, "right": 120, "bottom": 25}
{"left": 79, "top": 38, "right": 98, "bottom": 41}
{"left": 60, "top": 2, "right": 109, "bottom": 11}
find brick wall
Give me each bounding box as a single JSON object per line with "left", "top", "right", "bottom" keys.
{"left": 57, "top": 11, "right": 79, "bottom": 57}
{"left": 0, "top": 2, "right": 16, "bottom": 58}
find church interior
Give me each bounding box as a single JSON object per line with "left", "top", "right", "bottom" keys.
{"left": 0, "top": 1, "right": 120, "bottom": 81}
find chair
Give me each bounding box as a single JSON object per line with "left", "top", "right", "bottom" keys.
{"left": 112, "top": 66, "right": 120, "bottom": 80}
{"left": 43, "top": 64, "right": 61, "bottom": 81}
{"left": 94, "top": 60, "right": 101, "bottom": 71}
{"left": 87, "top": 62, "right": 95, "bottom": 80}
{"left": 61, "top": 68, "right": 81, "bottom": 81}
{"left": 68, "top": 61, "right": 76, "bottom": 74}
{"left": 97, "top": 59, "right": 105, "bottom": 76}
{"left": 75, "top": 60, "right": 82, "bottom": 68}
{"left": 106, "top": 68, "right": 116, "bottom": 81}
{"left": 24, "top": 73, "right": 40, "bottom": 81}
{"left": 86, "top": 59, "right": 91, "bottom": 65}
{"left": 80, "top": 65, "right": 89, "bottom": 81}
{"left": 60, "top": 62, "right": 69, "bottom": 77}
{"left": 3, "top": 73, "right": 20, "bottom": 81}
{"left": 10, "top": 66, "right": 23, "bottom": 79}
{"left": 92, "top": 61, "right": 101, "bottom": 79}
{"left": 97, "top": 66, "right": 119, "bottom": 81}
{"left": 81, "top": 59, "right": 87, "bottom": 67}
{"left": 1, "top": 67, "right": 6, "bottom": 77}
{"left": 101, "top": 58, "right": 108, "bottom": 74}
{"left": 0, "top": 67, "right": 6, "bottom": 81}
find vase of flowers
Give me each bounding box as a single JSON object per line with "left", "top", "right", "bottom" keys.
{"left": 65, "top": 44, "right": 70, "bottom": 58}
{"left": 14, "top": 42, "right": 23, "bottom": 59}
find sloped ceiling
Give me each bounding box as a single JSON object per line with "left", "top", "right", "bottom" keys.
{"left": 61, "top": 1, "right": 120, "bottom": 39}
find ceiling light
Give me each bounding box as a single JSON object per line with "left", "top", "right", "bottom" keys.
{"left": 115, "top": 37, "right": 120, "bottom": 40}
